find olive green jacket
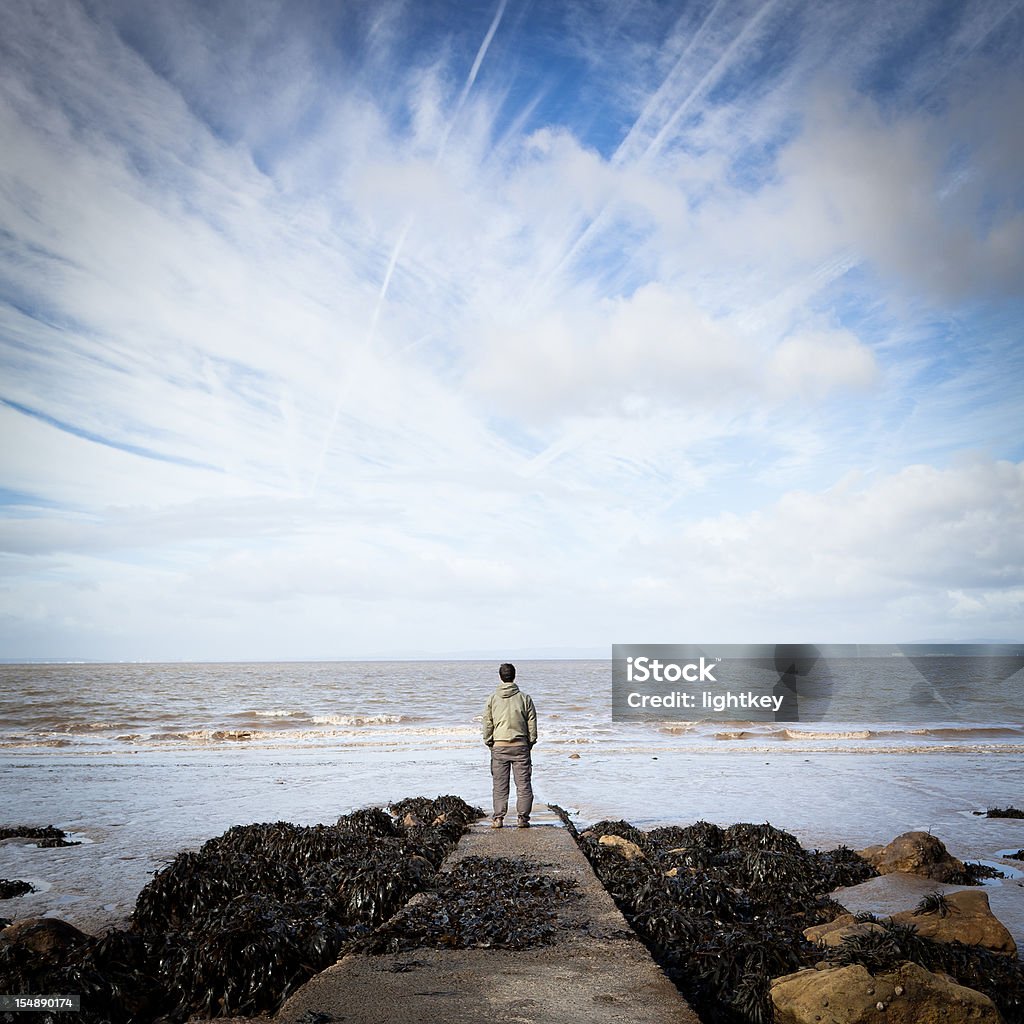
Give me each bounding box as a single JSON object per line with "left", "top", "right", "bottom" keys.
{"left": 482, "top": 681, "right": 537, "bottom": 746}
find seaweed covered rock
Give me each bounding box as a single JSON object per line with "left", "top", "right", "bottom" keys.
{"left": 0, "top": 825, "right": 80, "bottom": 848}
{"left": 824, "top": 918, "right": 1024, "bottom": 1023}
{"left": 575, "top": 817, "right": 867, "bottom": 1023}
{"left": 0, "top": 879, "right": 34, "bottom": 899}
{"left": 388, "top": 795, "right": 484, "bottom": 827}
{"left": 809, "top": 845, "right": 879, "bottom": 890}
{"left": 133, "top": 848, "right": 308, "bottom": 931}
{"left": 771, "top": 961, "right": 1002, "bottom": 1024}
{"left": 724, "top": 822, "right": 805, "bottom": 855}
{"left": 598, "top": 834, "right": 646, "bottom": 860}
{"left": 976, "top": 806, "right": 1024, "bottom": 818}
{"left": 891, "top": 889, "right": 1017, "bottom": 956}
{"left": 587, "top": 851, "right": 657, "bottom": 917}
{"left": 575, "top": 816, "right": 1024, "bottom": 1024}
{"left": 0, "top": 921, "right": 162, "bottom": 1024}
{"left": 860, "top": 831, "right": 966, "bottom": 882}
{"left": 581, "top": 819, "right": 649, "bottom": 849}
{"left": 132, "top": 804, "right": 466, "bottom": 935}
{"left": 648, "top": 821, "right": 725, "bottom": 852}
{"left": 340, "top": 807, "right": 405, "bottom": 838}
{"left": 1, "top": 796, "right": 481, "bottom": 1023}
{"left": 1, "top": 918, "right": 88, "bottom": 957}
{"left": 156, "top": 894, "right": 355, "bottom": 1019}
{"left": 304, "top": 851, "right": 432, "bottom": 927}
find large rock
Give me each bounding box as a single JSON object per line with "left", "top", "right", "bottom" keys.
{"left": 597, "top": 834, "right": 645, "bottom": 860}
{"left": 771, "top": 961, "right": 1003, "bottom": 1024}
{"left": 860, "top": 831, "right": 966, "bottom": 882}
{"left": 803, "top": 913, "right": 886, "bottom": 947}
{"left": 0, "top": 918, "right": 89, "bottom": 958}
{"left": 891, "top": 889, "right": 1017, "bottom": 956}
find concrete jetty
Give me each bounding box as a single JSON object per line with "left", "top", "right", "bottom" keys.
{"left": 275, "top": 807, "right": 700, "bottom": 1023}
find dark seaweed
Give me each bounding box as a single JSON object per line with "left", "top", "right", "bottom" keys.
{"left": 722, "top": 822, "right": 804, "bottom": 855}
{"left": 0, "top": 880, "right": 35, "bottom": 899}
{"left": 0, "top": 795, "right": 483, "bottom": 1022}
{"left": 388, "top": 795, "right": 484, "bottom": 826}
{"left": 363, "top": 855, "right": 577, "bottom": 953}
{"left": 649, "top": 821, "right": 725, "bottom": 852}
{"left": 573, "top": 814, "right": 1024, "bottom": 1024}
{"left": 950, "top": 861, "right": 1006, "bottom": 884}
{"left": 341, "top": 806, "right": 406, "bottom": 837}
{"left": 0, "top": 825, "right": 80, "bottom": 848}
{"left": 975, "top": 806, "right": 1024, "bottom": 818}
{"left": 156, "top": 895, "right": 356, "bottom": 1018}
{"left": 572, "top": 817, "right": 878, "bottom": 1024}
{"left": 914, "top": 890, "right": 955, "bottom": 917}
{"left": 0, "top": 921, "right": 158, "bottom": 1024}
{"left": 547, "top": 803, "right": 579, "bottom": 839}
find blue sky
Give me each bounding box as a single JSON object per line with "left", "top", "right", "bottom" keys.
{"left": 1, "top": 0, "right": 1022, "bottom": 660}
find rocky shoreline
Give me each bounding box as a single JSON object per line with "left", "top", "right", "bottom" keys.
{"left": 557, "top": 810, "right": 1022, "bottom": 1024}
{"left": 2, "top": 802, "right": 1022, "bottom": 1024}
{"left": 0, "top": 797, "right": 485, "bottom": 1022}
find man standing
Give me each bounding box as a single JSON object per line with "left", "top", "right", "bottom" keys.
{"left": 482, "top": 663, "right": 537, "bottom": 828}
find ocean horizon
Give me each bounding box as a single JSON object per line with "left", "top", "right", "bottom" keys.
{"left": 2, "top": 654, "right": 1022, "bottom": 754}
{"left": 2, "top": 655, "right": 1023, "bottom": 943}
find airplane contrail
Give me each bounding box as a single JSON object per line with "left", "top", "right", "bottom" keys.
{"left": 309, "top": 0, "right": 509, "bottom": 496}
{"left": 645, "top": 0, "right": 780, "bottom": 158}
{"left": 612, "top": 0, "right": 727, "bottom": 166}
{"left": 308, "top": 219, "right": 412, "bottom": 497}
{"left": 529, "top": 0, "right": 781, "bottom": 303}
{"left": 437, "top": 0, "right": 509, "bottom": 162}
{"left": 464, "top": 0, "right": 508, "bottom": 105}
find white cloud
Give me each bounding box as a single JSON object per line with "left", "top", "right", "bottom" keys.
{"left": 469, "top": 285, "right": 879, "bottom": 418}
{"left": 768, "top": 328, "right": 879, "bottom": 400}
{"left": 0, "top": 0, "right": 1021, "bottom": 656}
{"left": 773, "top": 86, "right": 1024, "bottom": 301}
{"left": 618, "top": 458, "right": 1024, "bottom": 639}
{"left": 2, "top": 447, "right": 1020, "bottom": 655}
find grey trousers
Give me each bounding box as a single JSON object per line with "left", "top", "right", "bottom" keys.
{"left": 490, "top": 742, "right": 533, "bottom": 820}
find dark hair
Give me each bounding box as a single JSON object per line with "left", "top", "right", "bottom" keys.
{"left": 498, "top": 663, "right": 516, "bottom": 682}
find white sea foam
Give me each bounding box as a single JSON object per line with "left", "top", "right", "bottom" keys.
{"left": 1, "top": 660, "right": 1021, "bottom": 757}
{"left": 309, "top": 714, "right": 404, "bottom": 726}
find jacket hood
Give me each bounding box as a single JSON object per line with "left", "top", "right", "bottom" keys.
{"left": 497, "top": 680, "right": 520, "bottom": 698}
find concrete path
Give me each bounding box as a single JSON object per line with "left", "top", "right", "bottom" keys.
{"left": 275, "top": 807, "right": 700, "bottom": 1024}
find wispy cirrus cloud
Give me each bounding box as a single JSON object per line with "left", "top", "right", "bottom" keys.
{"left": 0, "top": 0, "right": 1021, "bottom": 657}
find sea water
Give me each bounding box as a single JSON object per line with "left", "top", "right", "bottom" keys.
{"left": 1, "top": 660, "right": 1022, "bottom": 939}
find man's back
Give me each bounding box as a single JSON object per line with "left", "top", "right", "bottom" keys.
{"left": 483, "top": 678, "right": 537, "bottom": 745}
{"left": 483, "top": 663, "right": 537, "bottom": 828}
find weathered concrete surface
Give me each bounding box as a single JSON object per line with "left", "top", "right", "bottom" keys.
{"left": 274, "top": 808, "right": 700, "bottom": 1024}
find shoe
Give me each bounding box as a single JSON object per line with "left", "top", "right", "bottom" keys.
{"left": 517, "top": 818, "right": 530, "bottom": 829}
{"left": 490, "top": 818, "right": 503, "bottom": 829}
